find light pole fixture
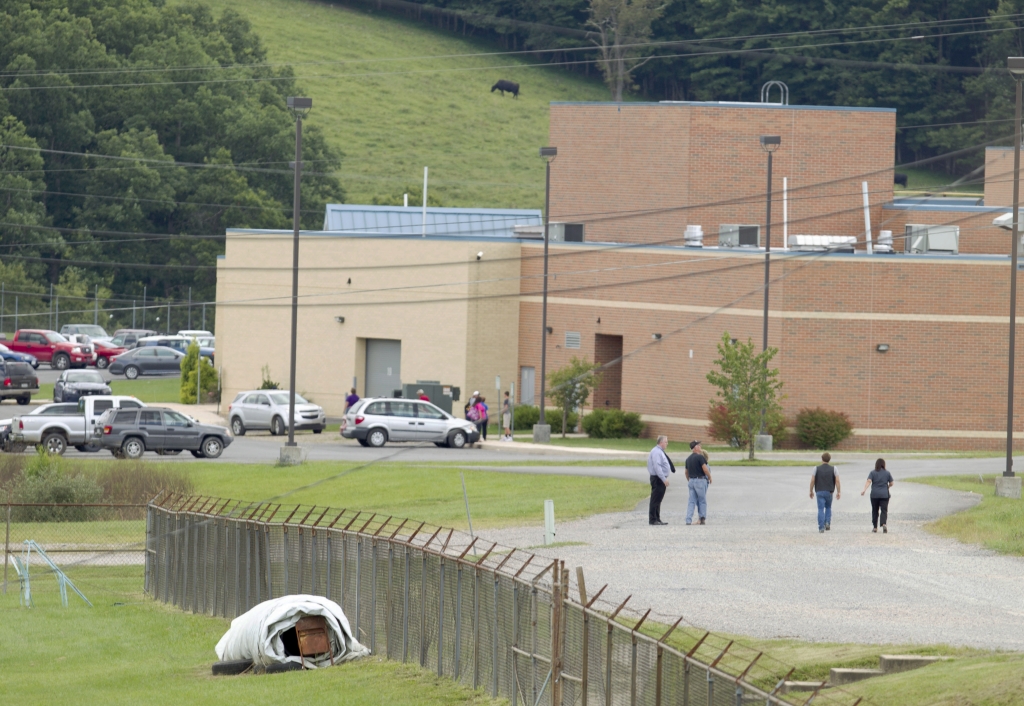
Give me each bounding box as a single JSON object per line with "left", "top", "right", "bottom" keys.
{"left": 284, "top": 96, "right": 312, "bottom": 458}
{"left": 535, "top": 146, "right": 557, "bottom": 442}
{"left": 759, "top": 135, "right": 781, "bottom": 354}
{"left": 1006, "top": 58, "right": 1024, "bottom": 477}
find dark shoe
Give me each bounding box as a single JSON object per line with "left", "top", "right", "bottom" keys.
{"left": 649, "top": 520, "right": 668, "bottom": 526}
{"left": 882, "top": 525, "right": 887, "bottom": 533}
{"left": 819, "top": 528, "right": 825, "bottom": 533}
{"left": 699, "top": 518, "right": 706, "bottom": 525}
{"left": 872, "top": 527, "right": 878, "bottom": 533}
{"left": 825, "top": 523, "right": 830, "bottom": 531}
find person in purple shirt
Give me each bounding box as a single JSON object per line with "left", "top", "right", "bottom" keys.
{"left": 344, "top": 387, "right": 360, "bottom": 412}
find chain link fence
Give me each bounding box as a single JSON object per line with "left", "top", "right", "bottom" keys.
{"left": 146, "top": 494, "right": 870, "bottom": 706}
{"left": 3, "top": 502, "right": 147, "bottom": 594}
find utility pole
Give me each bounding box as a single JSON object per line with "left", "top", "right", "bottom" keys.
{"left": 534, "top": 146, "right": 557, "bottom": 444}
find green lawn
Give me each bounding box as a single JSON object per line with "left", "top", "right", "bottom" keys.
{"left": 0, "top": 567, "right": 500, "bottom": 706}
{"left": 896, "top": 166, "right": 983, "bottom": 194}
{"left": 907, "top": 474, "right": 1024, "bottom": 556}
{"left": 186, "top": 461, "right": 648, "bottom": 529}
{"left": 33, "top": 376, "right": 183, "bottom": 404}
{"left": 187, "top": 0, "right": 614, "bottom": 208}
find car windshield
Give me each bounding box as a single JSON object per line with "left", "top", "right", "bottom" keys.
{"left": 45, "top": 332, "right": 68, "bottom": 343}
{"left": 67, "top": 371, "right": 104, "bottom": 384}
{"left": 269, "top": 393, "right": 308, "bottom": 405}
{"left": 74, "top": 326, "right": 107, "bottom": 337}
{"left": 6, "top": 362, "right": 32, "bottom": 375}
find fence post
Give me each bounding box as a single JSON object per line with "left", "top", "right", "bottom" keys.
{"left": 706, "top": 669, "right": 713, "bottom": 706}
{"left": 438, "top": 558, "right": 445, "bottom": 677}
{"left": 581, "top": 605, "right": 589, "bottom": 706}
{"left": 512, "top": 578, "right": 519, "bottom": 706}
{"left": 386, "top": 543, "right": 393, "bottom": 659}
{"left": 493, "top": 573, "right": 500, "bottom": 698}
{"left": 355, "top": 537, "right": 362, "bottom": 644}
{"left": 282, "top": 527, "right": 290, "bottom": 597}
{"left": 420, "top": 551, "right": 427, "bottom": 667}
{"left": 551, "top": 562, "right": 564, "bottom": 706}
{"left": 192, "top": 518, "right": 200, "bottom": 612}
{"left": 455, "top": 563, "right": 462, "bottom": 681}
{"left": 605, "top": 619, "right": 613, "bottom": 706}
{"left": 254, "top": 524, "right": 262, "bottom": 606}
{"left": 265, "top": 526, "right": 273, "bottom": 600}
{"left": 403, "top": 546, "right": 410, "bottom": 662}
{"left": 326, "top": 532, "right": 333, "bottom": 603}
{"left": 532, "top": 583, "right": 539, "bottom": 705}
{"left": 683, "top": 661, "right": 689, "bottom": 706}
{"left": 4, "top": 502, "right": 12, "bottom": 594}
{"left": 473, "top": 566, "right": 480, "bottom": 689}
{"left": 244, "top": 523, "right": 252, "bottom": 612}
{"left": 371, "top": 540, "right": 378, "bottom": 655}
{"left": 234, "top": 521, "right": 241, "bottom": 617}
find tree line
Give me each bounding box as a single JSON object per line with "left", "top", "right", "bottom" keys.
{"left": 0, "top": 0, "right": 344, "bottom": 315}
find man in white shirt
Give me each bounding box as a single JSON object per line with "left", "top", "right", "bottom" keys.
{"left": 647, "top": 436, "right": 671, "bottom": 525}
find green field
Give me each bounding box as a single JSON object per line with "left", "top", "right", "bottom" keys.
{"left": 907, "top": 474, "right": 1024, "bottom": 556}
{"left": 32, "top": 376, "right": 183, "bottom": 405}
{"left": 896, "top": 166, "right": 983, "bottom": 194}
{"left": 186, "top": 461, "right": 648, "bottom": 529}
{"left": 185, "top": 0, "right": 613, "bottom": 208}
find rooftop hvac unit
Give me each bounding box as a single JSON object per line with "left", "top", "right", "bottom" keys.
{"left": 905, "top": 225, "right": 959, "bottom": 255}
{"left": 683, "top": 225, "right": 704, "bottom": 247}
{"left": 718, "top": 224, "right": 760, "bottom": 248}
{"left": 512, "top": 222, "right": 585, "bottom": 242}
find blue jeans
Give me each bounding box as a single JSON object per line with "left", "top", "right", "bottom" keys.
{"left": 816, "top": 491, "right": 834, "bottom": 530}
{"left": 686, "top": 478, "right": 708, "bottom": 524}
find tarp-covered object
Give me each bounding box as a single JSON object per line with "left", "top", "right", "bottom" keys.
{"left": 215, "top": 595, "right": 370, "bottom": 668}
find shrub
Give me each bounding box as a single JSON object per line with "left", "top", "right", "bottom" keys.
{"left": 13, "top": 450, "right": 102, "bottom": 521}
{"left": 583, "top": 409, "right": 645, "bottom": 438}
{"left": 508, "top": 405, "right": 576, "bottom": 433}
{"left": 180, "top": 351, "right": 219, "bottom": 404}
{"left": 795, "top": 408, "right": 853, "bottom": 450}
{"left": 92, "top": 463, "right": 193, "bottom": 505}
{"left": 259, "top": 364, "right": 280, "bottom": 390}
{"left": 707, "top": 404, "right": 788, "bottom": 447}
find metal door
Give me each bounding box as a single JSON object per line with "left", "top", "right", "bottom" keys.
{"left": 138, "top": 409, "right": 165, "bottom": 449}
{"left": 366, "top": 339, "right": 401, "bottom": 398}
{"left": 162, "top": 410, "right": 201, "bottom": 450}
{"left": 520, "top": 366, "right": 535, "bottom": 405}
{"left": 386, "top": 400, "right": 418, "bottom": 440}
{"left": 414, "top": 402, "right": 448, "bottom": 441}
{"left": 250, "top": 393, "right": 273, "bottom": 428}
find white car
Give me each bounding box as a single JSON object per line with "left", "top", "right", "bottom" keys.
{"left": 340, "top": 398, "right": 480, "bottom": 448}
{"left": 177, "top": 329, "right": 213, "bottom": 339}
{"left": 227, "top": 390, "right": 326, "bottom": 436}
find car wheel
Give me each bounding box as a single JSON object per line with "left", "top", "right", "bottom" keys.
{"left": 190, "top": 449, "right": 204, "bottom": 458}
{"left": 270, "top": 416, "right": 285, "bottom": 436}
{"left": 230, "top": 417, "right": 246, "bottom": 436}
{"left": 448, "top": 429, "right": 468, "bottom": 449}
{"left": 9, "top": 442, "right": 26, "bottom": 454}
{"left": 434, "top": 441, "right": 449, "bottom": 448}
{"left": 367, "top": 428, "right": 388, "bottom": 448}
{"left": 201, "top": 436, "right": 224, "bottom": 459}
{"left": 96, "top": 356, "right": 109, "bottom": 370}
{"left": 313, "top": 428, "right": 322, "bottom": 434}
{"left": 41, "top": 432, "right": 67, "bottom": 456}
{"left": 52, "top": 353, "right": 70, "bottom": 370}
{"left": 17, "top": 396, "right": 29, "bottom": 406}
{"left": 121, "top": 437, "right": 145, "bottom": 460}
{"left": 357, "top": 438, "right": 369, "bottom": 447}
{"left": 124, "top": 365, "right": 140, "bottom": 380}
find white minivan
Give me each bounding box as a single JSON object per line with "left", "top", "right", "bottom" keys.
{"left": 340, "top": 398, "right": 479, "bottom": 448}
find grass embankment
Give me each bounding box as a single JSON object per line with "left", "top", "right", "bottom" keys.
{"left": 907, "top": 474, "right": 1024, "bottom": 556}
{"left": 896, "top": 166, "right": 983, "bottom": 194}
{"left": 187, "top": 461, "right": 648, "bottom": 529}
{"left": 0, "top": 567, "right": 499, "bottom": 706}
{"left": 34, "top": 376, "right": 182, "bottom": 404}
{"left": 188, "top": 0, "right": 612, "bottom": 208}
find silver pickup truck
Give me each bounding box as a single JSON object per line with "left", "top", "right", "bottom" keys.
{"left": 11, "top": 395, "right": 145, "bottom": 455}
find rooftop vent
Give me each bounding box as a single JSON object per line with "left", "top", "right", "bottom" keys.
{"left": 513, "top": 223, "right": 585, "bottom": 242}
{"left": 719, "top": 224, "right": 760, "bottom": 248}
{"left": 905, "top": 225, "right": 959, "bottom": 255}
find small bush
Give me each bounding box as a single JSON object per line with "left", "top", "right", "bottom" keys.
{"left": 795, "top": 408, "right": 853, "bottom": 450}
{"left": 13, "top": 450, "right": 102, "bottom": 521}
{"left": 707, "top": 404, "right": 788, "bottom": 447}
{"left": 259, "top": 364, "right": 280, "bottom": 390}
{"left": 92, "top": 463, "right": 193, "bottom": 505}
{"left": 508, "top": 405, "right": 576, "bottom": 433}
{"left": 583, "top": 409, "right": 645, "bottom": 438}
{"left": 180, "top": 355, "right": 219, "bottom": 404}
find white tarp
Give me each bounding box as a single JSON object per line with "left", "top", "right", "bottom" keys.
{"left": 215, "top": 595, "right": 370, "bottom": 668}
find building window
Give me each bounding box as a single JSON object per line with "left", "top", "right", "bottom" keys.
{"left": 565, "top": 331, "right": 581, "bottom": 349}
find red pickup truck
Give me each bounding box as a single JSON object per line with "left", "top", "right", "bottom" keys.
{"left": 7, "top": 329, "right": 94, "bottom": 369}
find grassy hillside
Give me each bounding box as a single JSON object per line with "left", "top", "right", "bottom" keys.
{"left": 186, "top": 0, "right": 613, "bottom": 208}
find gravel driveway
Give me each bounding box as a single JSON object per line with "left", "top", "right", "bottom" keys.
{"left": 480, "top": 463, "right": 1024, "bottom": 650}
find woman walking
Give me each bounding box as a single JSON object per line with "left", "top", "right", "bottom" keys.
{"left": 861, "top": 458, "right": 894, "bottom": 533}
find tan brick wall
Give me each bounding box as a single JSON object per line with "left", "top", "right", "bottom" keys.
{"left": 217, "top": 231, "right": 520, "bottom": 417}
{"left": 517, "top": 241, "right": 1024, "bottom": 450}
{"left": 986, "top": 147, "right": 1015, "bottom": 207}
{"left": 548, "top": 103, "right": 896, "bottom": 250}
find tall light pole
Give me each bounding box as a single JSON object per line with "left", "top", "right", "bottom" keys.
{"left": 1006, "top": 59, "right": 1024, "bottom": 478}
{"left": 534, "top": 146, "right": 557, "bottom": 443}
{"left": 759, "top": 135, "right": 781, "bottom": 353}
{"left": 283, "top": 96, "right": 311, "bottom": 461}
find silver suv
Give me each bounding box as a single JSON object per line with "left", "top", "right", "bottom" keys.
{"left": 227, "top": 390, "right": 326, "bottom": 436}
{"left": 341, "top": 398, "right": 479, "bottom": 448}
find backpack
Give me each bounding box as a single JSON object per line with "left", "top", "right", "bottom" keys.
{"left": 467, "top": 405, "right": 481, "bottom": 422}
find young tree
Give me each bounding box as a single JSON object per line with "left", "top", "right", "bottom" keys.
{"left": 546, "top": 356, "right": 602, "bottom": 438}
{"left": 587, "top": 0, "right": 665, "bottom": 101}
{"left": 706, "top": 332, "right": 784, "bottom": 460}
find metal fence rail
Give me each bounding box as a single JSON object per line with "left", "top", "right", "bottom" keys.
{"left": 146, "top": 494, "right": 868, "bottom": 706}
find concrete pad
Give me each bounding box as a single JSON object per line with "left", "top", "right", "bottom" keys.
{"left": 995, "top": 476, "right": 1022, "bottom": 499}
{"left": 829, "top": 668, "right": 884, "bottom": 685}
{"left": 879, "top": 655, "right": 951, "bottom": 673}
{"left": 531, "top": 424, "right": 551, "bottom": 444}
{"left": 278, "top": 445, "right": 305, "bottom": 465}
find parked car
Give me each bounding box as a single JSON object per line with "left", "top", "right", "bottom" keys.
{"left": 92, "top": 339, "right": 126, "bottom": 369}
{"left": 60, "top": 324, "right": 111, "bottom": 341}
{"left": 94, "top": 406, "right": 232, "bottom": 459}
{"left": 177, "top": 329, "right": 213, "bottom": 339}
{"left": 63, "top": 334, "right": 99, "bottom": 365}
{"left": 1, "top": 401, "right": 80, "bottom": 452}
{"left": 340, "top": 397, "right": 479, "bottom": 448}
{"left": 108, "top": 346, "right": 183, "bottom": 379}
{"left": 54, "top": 369, "right": 112, "bottom": 402}
{"left": 109, "top": 329, "right": 160, "bottom": 349}
{"left": 0, "top": 343, "right": 38, "bottom": 369}
{"left": 0, "top": 361, "right": 39, "bottom": 405}
{"left": 6, "top": 329, "right": 92, "bottom": 369}
{"left": 10, "top": 395, "right": 144, "bottom": 455}
{"left": 138, "top": 334, "right": 214, "bottom": 362}
{"left": 227, "top": 390, "right": 326, "bottom": 436}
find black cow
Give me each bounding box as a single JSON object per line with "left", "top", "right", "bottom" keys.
{"left": 491, "top": 80, "right": 520, "bottom": 99}
{"left": 894, "top": 172, "right": 908, "bottom": 188}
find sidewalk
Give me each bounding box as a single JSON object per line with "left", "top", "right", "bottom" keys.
{"left": 163, "top": 403, "right": 226, "bottom": 427}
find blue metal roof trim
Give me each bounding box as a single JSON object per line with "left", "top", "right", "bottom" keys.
{"left": 322, "top": 204, "right": 542, "bottom": 238}
{"left": 549, "top": 101, "right": 896, "bottom": 113}
{"left": 884, "top": 198, "right": 1002, "bottom": 213}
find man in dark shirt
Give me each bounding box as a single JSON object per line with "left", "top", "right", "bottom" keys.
{"left": 809, "top": 452, "right": 841, "bottom": 533}
{"left": 344, "top": 388, "right": 360, "bottom": 412}
{"left": 684, "top": 441, "right": 713, "bottom": 525}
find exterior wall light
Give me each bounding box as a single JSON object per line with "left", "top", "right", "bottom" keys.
{"left": 652, "top": 333, "right": 662, "bottom": 340}
{"left": 546, "top": 326, "right": 553, "bottom": 334}
{"left": 335, "top": 316, "right": 345, "bottom": 324}
{"left": 876, "top": 343, "right": 890, "bottom": 353}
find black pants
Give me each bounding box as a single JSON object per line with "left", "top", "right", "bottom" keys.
{"left": 871, "top": 497, "right": 889, "bottom": 528}
{"left": 649, "top": 477, "right": 666, "bottom": 524}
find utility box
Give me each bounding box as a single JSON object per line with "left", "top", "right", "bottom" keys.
{"left": 399, "top": 381, "right": 460, "bottom": 414}
{"left": 718, "top": 224, "right": 760, "bottom": 248}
